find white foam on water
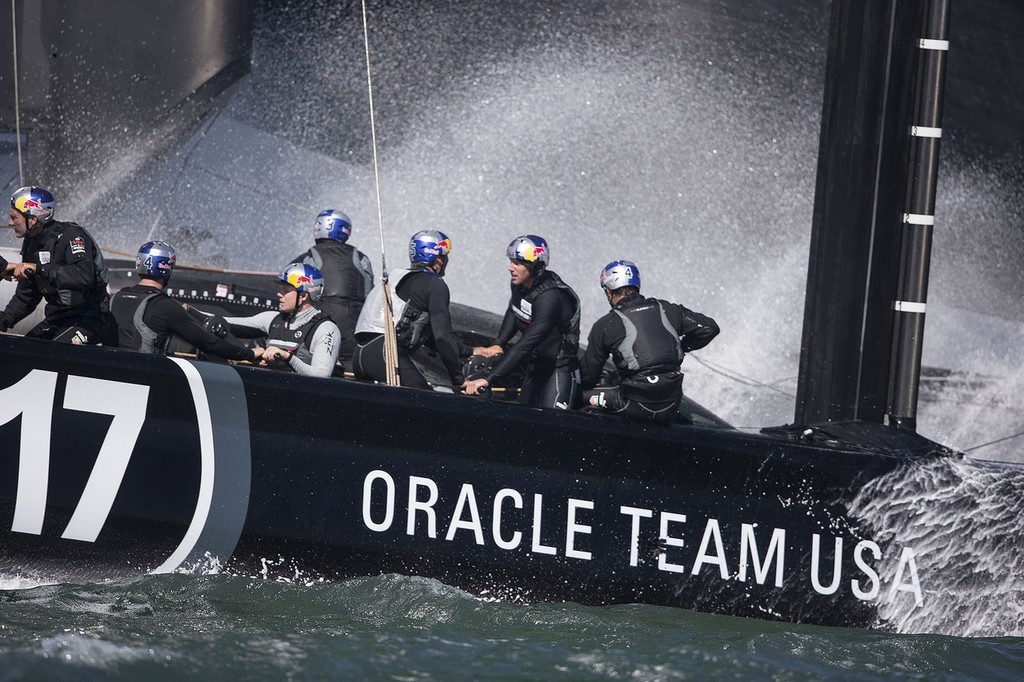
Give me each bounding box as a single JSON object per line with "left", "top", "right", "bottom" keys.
{"left": 850, "top": 457, "right": 1024, "bottom": 636}
{"left": 0, "top": 575, "right": 55, "bottom": 591}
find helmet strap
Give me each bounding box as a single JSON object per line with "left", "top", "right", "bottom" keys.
{"left": 522, "top": 263, "right": 544, "bottom": 288}
{"left": 23, "top": 214, "right": 43, "bottom": 237}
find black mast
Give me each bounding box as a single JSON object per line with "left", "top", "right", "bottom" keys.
{"left": 796, "top": 0, "right": 951, "bottom": 428}
{"left": 887, "top": 0, "right": 951, "bottom": 431}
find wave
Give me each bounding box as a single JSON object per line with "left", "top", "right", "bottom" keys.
{"left": 850, "top": 457, "right": 1024, "bottom": 636}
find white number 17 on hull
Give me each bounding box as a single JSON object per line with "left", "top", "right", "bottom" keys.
{"left": 0, "top": 369, "right": 149, "bottom": 543}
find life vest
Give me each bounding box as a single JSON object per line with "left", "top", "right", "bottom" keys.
{"left": 611, "top": 297, "right": 683, "bottom": 377}
{"left": 30, "top": 221, "right": 109, "bottom": 308}
{"left": 110, "top": 288, "right": 165, "bottom": 353}
{"left": 354, "top": 268, "right": 433, "bottom": 351}
{"left": 266, "top": 307, "right": 331, "bottom": 370}
{"left": 303, "top": 241, "right": 373, "bottom": 302}
{"left": 509, "top": 270, "right": 580, "bottom": 363}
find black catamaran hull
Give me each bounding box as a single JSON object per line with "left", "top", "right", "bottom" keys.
{"left": 0, "top": 334, "right": 985, "bottom": 630}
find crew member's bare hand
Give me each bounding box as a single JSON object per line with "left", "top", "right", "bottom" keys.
{"left": 12, "top": 262, "right": 35, "bottom": 281}
{"left": 462, "top": 377, "right": 490, "bottom": 395}
{"left": 261, "top": 346, "right": 291, "bottom": 365}
{"left": 473, "top": 344, "right": 503, "bottom": 358}
{"left": 249, "top": 346, "right": 267, "bottom": 362}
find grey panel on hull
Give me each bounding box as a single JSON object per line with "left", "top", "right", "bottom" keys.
{"left": 176, "top": 359, "right": 252, "bottom": 573}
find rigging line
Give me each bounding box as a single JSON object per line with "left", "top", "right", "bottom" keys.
{"left": 360, "top": 0, "right": 385, "bottom": 266}
{"left": 10, "top": 0, "right": 23, "bottom": 186}
{"left": 963, "top": 430, "right": 1024, "bottom": 454}
{"left": 688, "top": 354, "right": 797, "bottom": 399}
{"left": 360, "top": 0, "right": 399, "bottom": 386}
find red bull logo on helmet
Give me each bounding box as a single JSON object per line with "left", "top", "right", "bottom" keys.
{"left": 14, "top": 197, "right": 49, "bottom": 216}
{"left": 281, "top": 263, "right": 322, "bottom": 291}
{"left": 507, "top": 236, "right": 548, "bottom": 264}
{"left": 11, "top": 187, "right": 55, "bottom": 220}
{"left": 422, "top": 238, "right": 452, "bottom": 257}
{"left": 524, "top": 244, "right": 546, "bottom": 262}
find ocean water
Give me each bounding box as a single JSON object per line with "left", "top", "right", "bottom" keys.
{"left": 1, "top": 574, "right": 1022, "bottom": 681}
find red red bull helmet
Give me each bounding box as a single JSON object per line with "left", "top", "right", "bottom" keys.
{"left": 506, "top": 235, "right": 549, "bottom": 274}
{"left": 11, "top": 186, "right": 55, "bottom": 223}
{"left": 278, "top": 263, "right": 324, "bottom": 301}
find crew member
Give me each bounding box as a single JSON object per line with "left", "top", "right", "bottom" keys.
{"left": 290, "top": 209, "right": 373, "bottom": 369}
{"left": 212, "top": 263, "right": 340, "bottom": 377}
{"left": 352, "top": 230, "right": 472, "bottom": 389}
{"left": 462, "top": 235, "right": 581, "bottom": 409}
{"left": 579, "top": 260, "right": 719, "bottom": 421}
{"left": 0, "top": 186, "right": 109, "bottom": 343}
{"left": 108, "top": 240, "right": 263, "bottom": 363}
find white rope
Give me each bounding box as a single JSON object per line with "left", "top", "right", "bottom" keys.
{"left": 360, "top": 0, "right": 399, "bottom": 386}
{"left": 10, "top": 0, "right": 23, "bottom": 186}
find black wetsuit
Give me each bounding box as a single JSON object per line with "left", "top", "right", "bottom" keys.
{"left": 109, "top": 283, "right": 257, "bottom": 360}
{"left": 353, "top": 267, "right": 471, "bottom": 389}
{"left": 579, "top": 292, "right": 719, "bottom": 421}
{"left": 0, "top": 220, "right": 109, "bottom": 344}
{"left": 486, "top": 269, "right": 580, "bottom": 409}
{"left": 292, "top": 239, "right": 373, "bottom": 369}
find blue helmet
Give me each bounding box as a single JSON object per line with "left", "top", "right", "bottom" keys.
{"left": 506, "top": 235, "right": 549, "bottom": 274}
{"left": 313, "top": 209, "right": 352, "bottom": 242}
{"left": 11, "top": 186, "right": 55, "bottom": 223}
{"left": 409, "top": 230, "right": 452, "bottom": 265}
{"left": 600, "top": 260, "right": 640, "bottom": 291}
{"left": 136, "top": 241, "right": 176, "bottom": 278}
{"left": 278, "top": 262, "right": 325, "bottom": 301}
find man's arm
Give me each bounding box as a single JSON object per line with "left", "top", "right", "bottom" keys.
{"left": 0, "top": 278, "right": 42, "bottom": 331}
{"left": 664, "top": 300, "right": 720, "bottom": 352}
{"left": 423, "top": 278, "right": 469, "bottom": 385}
{"left": 492, "top": 306, "right": 519, "bottom": 348}
{"left": 39, "top": 228, "right": 98, "bottom": 292}
{"left": 469, "top": 297, "right": 519, "bottom": 358}
{"left": 222, "top": 310, "right": 279, "bottom": 336}
{"left": 161, "top": 300, "right": 258, "bottom": 361}
{"left": 579, "top": 315, "right": 618, "bottom": 390}
{"left": 357, "top": 250, "right": 374, "bottom": 297}
{"left": 486, "top": 289, "right": 565, "bottom": 383}
{"left": 291, "top": 249, "right": 313, "bottom": 267}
